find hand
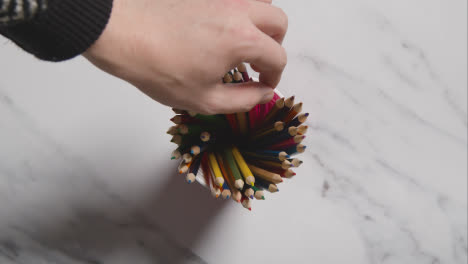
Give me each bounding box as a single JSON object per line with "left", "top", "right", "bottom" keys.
{"left": 83, "top": 0, "right": 288, "bottom": 114}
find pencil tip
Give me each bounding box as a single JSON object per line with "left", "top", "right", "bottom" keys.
{"left": 250, "top": 196, "right": 254, "bottom": 199}
{"left": 262, "top": 196, "right": 265, "bottom": 200}
{"left": 227, "top": 195, "right": 230, "bottom": 199}
{"left": 171, "top": 157, "right": 175, "bottom": 160}
{"left": 248, "top": 208, "right": 252, "bottom": 211}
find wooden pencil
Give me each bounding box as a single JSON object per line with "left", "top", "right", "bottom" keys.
{"left": 243, "top": 151, "right": 290, "bottom": 162}
{"left": 178, "top": 124, "right": 205, "bottom": 136}
{"left": 208, "top": 152, "right": 225, "bottom": 187}
{"left": 186, "top": 156, "right": 201, "bottom": 183}
{"left": 254, "top": 126, "right": 298, "bottom": 147}
{"left": 217, "top": 153, "right": 242, "bottom": 203}
{"left": 260, "top": 97, "right": 285, "bottom": 127}
{"left": 200, "top": 131, "right": 211, "bottom": 142}
{"left": 288, "top": 158, "right": 303, "bottom": 167}
{"left": 172, "top": 108, "right": 186, "bottom": 115}
{"left": 252, "top": 150, "right": 290, "bottom": 160}
{"left": 268, "top": 167, "right": 296, "bottom": 178}
{"left": 253, "top": 159, "right": 293, "bottom": 170}
{"left": 276, "top": 96, "right": 295, "bottom": 121}
{"left": 221, "top": 181, "right": 231, "bottom": 199}
{"left": 167, "top": 125, "right": 179, "bottom": 135}
{"left": 237, "top": 63, "right": 249, "bottom": 82}
{"left": 171, "top": 115, "right": 197, "bottom": 125}
{"left": 223, "top": 148, "right": 245, "bottom": 190}
{"left": 267, "top": 135, "right": 306, "bottom": 150}
{"left": 244, "top": 186, "right": 255, "bottom": 200}
{"left": 251, "top": 186, "right": 265, "bottom": 200}
{"left": 289, "top": 113, "right": 309, "bottom": 127}
{"left": 201, "top": 154, "right": 219, "bottom": 198}
{"left": 232, "top": 146, "right": 256, "bottom": 186}
{"left": 241, "top": 195, "right": 252, "bottom": 211}
{"left": 283, "top": 102, "right": 303, "bottom": 123}
{"left": 255, "top": 177, "right": 279, "bottom": 193}
{"left": 297, "top": 125, "right": 308, "bottom": 135}
{"left": 247, "top": 163, "right": 283, "bottom": 184}
{"left": 284, "top": 144, "right": 307, "bottom": 155}
{"left": 171, "top": 145, "right": 187, "bottom": 160}
{"left": 223, "top": 72, "right": 234, "bottom": 83}
{"left": 232, "top": 70, "right": 243, "bottom": 83}
{"left": 182, "top": 153, "right": 193, "bottom": 163}
{"left": 251, "top": 121, "right": 285, "bottom": 140}
{"left": 178, "top": 160, "right": 192, "bottom": 174}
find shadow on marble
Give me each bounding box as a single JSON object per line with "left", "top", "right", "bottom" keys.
{"left": 7, "top": 163, "right": 227, "bottom": 264}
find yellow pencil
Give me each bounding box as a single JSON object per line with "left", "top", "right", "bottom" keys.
{"left": 208, "top": 152, "right": 225, "bottom": 187}
{"left": 231, "top": 146, "right": 255, "bottom": 186}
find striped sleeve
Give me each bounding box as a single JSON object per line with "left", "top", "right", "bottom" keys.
{"left": 0, "top": 0, "right": 48, "bottom": 26}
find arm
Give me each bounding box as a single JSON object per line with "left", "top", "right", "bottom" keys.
{"left": 0, "top": 0, "right": 48, "bottom": 25}
{"left": 0, "top": 0, "right": 113, "bottom": 61}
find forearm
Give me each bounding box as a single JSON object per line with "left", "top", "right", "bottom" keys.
{"left": 0, "top": 0, "right": 113, "bottom": 61}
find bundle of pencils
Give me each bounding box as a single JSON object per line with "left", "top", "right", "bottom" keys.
{"left": 168, "top": 64, "right": 308, "bottom": 210}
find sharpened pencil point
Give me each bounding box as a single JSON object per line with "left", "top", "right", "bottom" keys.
{"left": 261, "top": 196, "right": 265, "bottom": 200}
{"left": 188, "top": 180, "right": 192, "bottom": 184}
{"left": 227, "top": 195, "right": 230, "bottom": 199}
{"left": 171, "top": 157, "right": 175, "bottom": 160}
{"left": 250, "top": 196, "right": 254, "bottom": 199}
{"left": 248, "top": 208, "right": 252, "bottom": 211}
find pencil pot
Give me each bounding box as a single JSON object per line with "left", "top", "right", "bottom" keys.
{"left": 167, "top": 65, "right": 308, "bottom": 210}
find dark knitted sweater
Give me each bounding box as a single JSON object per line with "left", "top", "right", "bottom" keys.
{"left": 0, "top": 0, "right": 113, "bottom": 61}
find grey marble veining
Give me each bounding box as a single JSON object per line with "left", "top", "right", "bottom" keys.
{"left": 1, "top": 0, "right": 466, "bottom": 263}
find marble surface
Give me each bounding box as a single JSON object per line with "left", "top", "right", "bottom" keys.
{"left": 0, "top": 0, "right": 466, "bottom": 263}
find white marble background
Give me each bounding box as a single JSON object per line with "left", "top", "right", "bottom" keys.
{"left": 0, "top": 0, "right": 466, "bottom": 263}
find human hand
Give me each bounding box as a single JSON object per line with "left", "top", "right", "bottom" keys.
{"left": 84, "top": 0, "right": 288, "bottom": 114}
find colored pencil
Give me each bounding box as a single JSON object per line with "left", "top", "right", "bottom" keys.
{"left": 232, "top": 146, "right": 256, "bottom": 186}
{"left": 276, "top": 96, "right": 295, "bottom": 121}
{"left": 237, "top": 63, "right": 250, "bottom": 82}
{"left": 200, "top": 131, "right": 211, "bottom": 142}
{"left": 247, "top": 163, "right": 283, "bottom": 184}
{"left": 167, "top": 125, "right": 179, "bottom": 135}
{"left": 186, "top": 156, "right": 201, "bottom": 183}
{"left": 182, "top": 153, "right": 193, "bottom": 163}
{"left": 241, "top": 195, "right": 252, "bottom": 211}
{"left": 255, "top": 177, "right": 279, "bottom": 193}
{"left": 244, "top": 186, "right": 255, "bottom": 200}
{"left": 221, "top": 181, "right": 231, "bottom": 199}
{"left": 243, "top": 151, "right": 289, "bottom": 162}
{"left": 259, "top": 97, "right": 285, "bottom": 127}
{"left": 267, "top": 135, "right": 306, "bottom": 150}
{"left": 284, "top": 144, "right": 307, "bottom": 155}
{"left": 297, "top": 125, "right": 308, "bottom": 135}
{"left": 283, "top": 102, "right": 303, "bottom": 123}
{"left": 289, "top": 113, "right": 309, "bottom": 127}
{"left": 251, "top": 186, "right": 265, "bottom": 200}
{"left": 208, "top": 152, "right": 225, "bottom": 187}
{"left": 288, "top": 158, "right": 303, "bottom": 167}
{"left": 172, "top": 108, "right": 186, "bottom": 115}
{"left": 251, "top": 121, "right": 285, "bottom": 140}
{"left": 223, "top": 148, "right": 245, "bottom": 190}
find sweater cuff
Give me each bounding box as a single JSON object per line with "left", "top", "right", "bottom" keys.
{"left": 0, "top": 0, "right": 113, "bottom": 61}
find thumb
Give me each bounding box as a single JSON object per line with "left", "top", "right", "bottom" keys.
{"left": 206, "top": 82, "right": 275, "bottom": 114}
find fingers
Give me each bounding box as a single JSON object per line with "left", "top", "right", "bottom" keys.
{"left": 248, "top": 1, "right": 288, "bottom": 44}
{"left": 200, "top": 82, "right": 275, "bottom": 114}
{"left": 241, "top": 28, "right": 287, "bottom": 88}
